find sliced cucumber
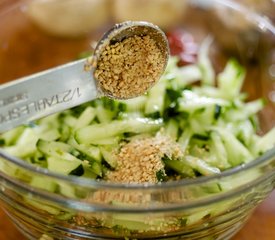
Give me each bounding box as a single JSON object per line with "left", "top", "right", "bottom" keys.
{"left": 30, "top": 175, "right": 58, "bottom": 192}
{"left": 162, "top": 157, "right": 195, "bottom": 177}
{"left": 96, "top": 105, "right": 116, "bottom": 123}
{"left": 210, "top": 131, "right": 230, "bottom": 169}
{"left": 213, "top": 128, "right": 253, "bottom": 166}
{"left": 217, "top": 58, "right": 245, "bottom": 100}
{"left": 184, "top": 156, "right": 221, "bottom": 176}
{"left": 75, "top": 118, "right": 162, "bottom": 144}
{"left": 120, "top": 96, "right": 147, "bottom": 112}
{"left": 100, "top": 146, "right": 118, "bottom": 169}
{"left": 178, "top": 90, "right": 229, "bottom": 113}
{"left": 68, "top": 137, "right": 102, "bottom": 162}
{"left": 37, "top": 139, "right": 79, "bottom": 159}
{"left": 145, "top": 80, "right": 166, "bottom": 117}
{"left": 0, "top": 126, "right": 25, "bottom": 145}
{"left": 164, "top": 119, "right": 179, "bottom": 140}
{"left": 74, "top": 106, "right": 96, "bottom": 129}
{"left": 47, "top": 156, "right": 82, "bottom": 175}
{"left": 198, "top": 36, "right": 215, "bottom": 86}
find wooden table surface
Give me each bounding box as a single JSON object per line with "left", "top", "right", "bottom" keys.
{"left": 0, "top": 190, "right": 274, "bottom": 240}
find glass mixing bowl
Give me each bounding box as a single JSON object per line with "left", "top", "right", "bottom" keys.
{"left": 0, "top": 0, "right": 275, "bottom": 239}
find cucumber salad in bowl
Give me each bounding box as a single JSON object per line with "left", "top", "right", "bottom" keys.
{"left": 1, "top": 32, "right": 274, "bottom": 183}
{"left": 0, "top": 27, "right": 275, "bottom": 239}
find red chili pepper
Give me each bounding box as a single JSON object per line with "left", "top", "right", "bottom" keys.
{"left": 166, "top": 29, "right": 198, "bottom": 66}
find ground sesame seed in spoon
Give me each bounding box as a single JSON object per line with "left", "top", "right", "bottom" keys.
{"left": 0, "top": 21, "right": 169, "bottom": 133}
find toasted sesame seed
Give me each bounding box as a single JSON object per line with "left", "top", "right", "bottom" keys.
{"left": 94, "top": 35, "right": 165, "bottom": 99}
{"left": 106, "top": 133, "right": 183, "bottom": 184}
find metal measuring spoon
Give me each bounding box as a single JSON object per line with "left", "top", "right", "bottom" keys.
{"left": 0, "top": 21, "right": 169, "bottom": 133}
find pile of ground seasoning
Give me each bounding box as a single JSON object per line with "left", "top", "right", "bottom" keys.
{"left": 94, "top": 35, "right": 165, "bottom": 99}
{"left": 106, "top": 134, "right": 182, "bottom": 184}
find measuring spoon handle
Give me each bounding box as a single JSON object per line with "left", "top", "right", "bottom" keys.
{"left": 0, "top": 58, "right": 97, "bottom": 133}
